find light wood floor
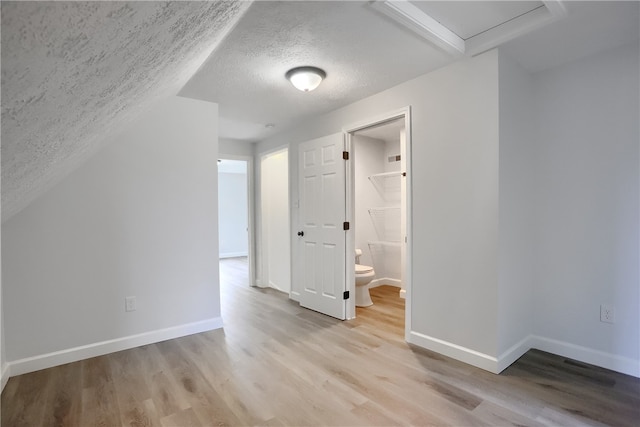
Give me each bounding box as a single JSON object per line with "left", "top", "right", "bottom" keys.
{"left": 2, "top": 257, "right": 638, "bottom": 426}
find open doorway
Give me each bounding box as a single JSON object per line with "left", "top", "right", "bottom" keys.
{"left": 218, "top": 157, "right": 253, "bottom": 291}
{"left": 345, "top": 108, "right": 411, "bottom": 339}
{"left": 259, "top": 148, "right": 291, "bottom": 294}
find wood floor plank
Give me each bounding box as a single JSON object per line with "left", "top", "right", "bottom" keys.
{"left": 41, "top": 362, "right": 82, "bottom": 427}
{"left": 110, "top": 349, "right": 158, "bottom": 427}
{"left": 1, "top": 369, "right": 51, "bottom": 426}
{"left": 2, "top": 257, "right": 638, "bottom": 426}
{"left": 160, "top": 407, "right": 202, "bottom": 427}
{"left": 155, "top": 339, "right": 244, "bottom": 426}
{"left": 472, "top": 400, "right": 546, "bottom": 427}
{"left": 135, "top": 344, "right": 192, "bottom": 420}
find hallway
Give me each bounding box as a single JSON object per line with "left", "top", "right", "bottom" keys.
{"left": 2, "top": 258, "right": 638, "bottom": 425}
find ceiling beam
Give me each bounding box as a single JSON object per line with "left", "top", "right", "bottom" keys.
{"left": 371, "top": 0, "right": 567, "bottom": 58}
{"left": 371, "top": 0, "right": 465, "bottom": 57}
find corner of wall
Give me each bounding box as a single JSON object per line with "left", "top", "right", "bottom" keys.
{"left": 1, "top": 362, "right": 8, "bottom": 392}
{"left": 496, "top": 48, "right": 535, "bottom": 362}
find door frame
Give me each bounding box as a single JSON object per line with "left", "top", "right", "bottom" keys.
{"left": 258, "top": 146, "right": 292, "bottom": 294}
{"left": 343, "top": 107, "right": 413, "bottom": 338}
{"left": 218, "top": 154, "right": 256, "bottom": 287}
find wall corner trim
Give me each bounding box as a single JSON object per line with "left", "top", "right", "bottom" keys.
{"left": 6, "top": 317, "right": 223, "bottom": 378}
{"left": 1, "top": 363, "right": 10, "bottom": 392}
{"left": 496, "top": 335, "right": 533, "bottom": 373}
{"left": 408, "top": 330, "right": 501, "bottom": 373}
{"left": 408, "top": 331, "right": 640, "bottom": 378}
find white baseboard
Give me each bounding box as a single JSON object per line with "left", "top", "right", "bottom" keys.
{"left": 219, "top": 252, "right": 248, "bottom": 259}
{"left": 408, "top": 331, "right": 640, "bottom": 378}
{"left": 530, "top": 335, "right": 640, "bottom": 378}
{"left": 399, "top": 289, "right": 406, "bottom": 299}
{"left": 497, "top": 335, "right": 532, "bottom": 373}
{"left": 408, "top": 330, "right": 500, "bottom": 373}
{"left": 369, "top": 277, "right": 401, "bottom": 289}
{"left": 1, "top": 362, "right": 9, "bottom": 392}
{"left": 7, "top": 317, "right": 223, "bottom": 378}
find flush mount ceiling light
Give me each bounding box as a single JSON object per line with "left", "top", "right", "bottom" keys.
{"left": 285, "top": 66, "right": 326, "bottom": 92}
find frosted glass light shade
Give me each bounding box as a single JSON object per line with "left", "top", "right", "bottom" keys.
{"left": 285, "top": 66, "right": 326, "bottom": 92}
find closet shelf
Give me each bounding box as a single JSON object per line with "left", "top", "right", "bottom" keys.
{"left": 368, "top": 171, "right": 405, "bottom": 180}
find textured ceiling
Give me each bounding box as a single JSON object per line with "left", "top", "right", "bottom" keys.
{"left": 2, "top": 1, "right": 638, "bottom": 222}
{"left": 1, "top": 1, "right": 251, "bottom": 221}
{"left": 179, "top": 0, "right": 453, "bottom": 142}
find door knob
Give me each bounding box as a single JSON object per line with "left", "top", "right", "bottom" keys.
{"left": 297, "top": 231, "right": 304, "bottom": 237}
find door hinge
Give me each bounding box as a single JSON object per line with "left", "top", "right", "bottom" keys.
{"left": 343, "top": 221, "right": 350, "bottom": 231}
{"left": 343, "top": 151, "right": 349, "bottom": 160}
{"left": 343, "top": 291, "right": 350, "bottom": 300}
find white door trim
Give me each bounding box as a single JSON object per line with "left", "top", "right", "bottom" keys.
{"left": 343, "top": 107, "right": 413, "bottom": 338}
{"left": 218, "top": 154, "right": 256, "bottom": 287}
{"left": 258, "top": 147, "right": 291, "bottom": 293}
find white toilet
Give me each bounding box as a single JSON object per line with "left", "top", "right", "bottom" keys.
{"left": 355, "top": 249, "right": 375, "bottom": 307}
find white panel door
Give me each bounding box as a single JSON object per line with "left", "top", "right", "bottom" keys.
{"left": 298, "top": 133, "right": 346, "bottom": 319}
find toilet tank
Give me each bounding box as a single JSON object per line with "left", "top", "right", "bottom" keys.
{"left": 355, "top": 248, "right": 362, "bottom": 263}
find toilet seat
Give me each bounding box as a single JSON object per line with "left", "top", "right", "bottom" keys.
{"left": 355, "top": 264, "right": 374, "bottom": 274}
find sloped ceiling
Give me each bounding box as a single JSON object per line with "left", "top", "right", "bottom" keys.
{"left": 2, "top": 1, "right": 638, "bottom": 223}
{"left": 1, "top": 1, "right": 251, "bottom": 221}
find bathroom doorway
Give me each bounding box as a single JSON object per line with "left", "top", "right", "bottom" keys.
{"left": 345, "top": 108, "right": 412, "bottom": 339}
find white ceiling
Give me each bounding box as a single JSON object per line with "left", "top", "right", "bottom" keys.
{"left": 181, "top": 0, "right": 639, "bottom": 143}
{"left": 2, "top": 1, "right": 638, "bottom": 221}
{"left": 178, "top": 0, "right": 453, "bottom": 141}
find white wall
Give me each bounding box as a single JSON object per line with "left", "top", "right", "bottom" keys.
{"left": 2, "top": 96, "right": 221, "bottom": 374}
{"left": 257, "top": 51, "right": 502, "bottom": 367}
{"left": 261, "top": 150, "right": 291, "bottom": 293}
{"left": 1, "top": 139, "right": 5, "bottom": 391}
{"left": 497, "top": 52, "right": 535, "bottom": 362}
{"left": 254, "top": 43, "right": 639, "bottom": 376}
{"left": 218, "top": 171, "right": 248, "bottom": 258}
{"left": 0, "top": 306, "right": 5, "bottom": 391}
{"left": 219, "top": 138, "right": 255, "bottom": 157}
{"left": 531, "top": 42, "right": 639, "bottom": 374}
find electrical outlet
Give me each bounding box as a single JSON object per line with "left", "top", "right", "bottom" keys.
{"left": 600, "top": 304, "right": 614, "bottom": 323}
{"left": 125, "top": 296, "right": 137, "bottom": 312}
